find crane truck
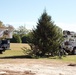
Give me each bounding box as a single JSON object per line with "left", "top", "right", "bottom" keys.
{"left": 0, "top": 25, "right": 14, "bottom": 54}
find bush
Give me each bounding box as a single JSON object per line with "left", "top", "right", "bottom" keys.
{"left": 10, "top": 34, "right": 22, "bottom": 43}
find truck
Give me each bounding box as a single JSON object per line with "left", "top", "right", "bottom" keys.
{"left": 0, "top": 25, "right": 14, "bottom": 54}
{"left": 61, "top": 30, "right": 76, "bottom": 55}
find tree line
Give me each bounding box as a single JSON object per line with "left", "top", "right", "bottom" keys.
{"left": 0, "top": 10, "right": 64, "bottom": 57}
{"left": 10, "top": 25, "right": 32, "bottom": 43}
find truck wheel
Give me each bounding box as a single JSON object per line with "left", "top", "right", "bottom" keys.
{"left": 0, "top": 51, "right": 2, "bottom": 54}
{"left": 73, "top": 48, "right": 76, "bottom": 55}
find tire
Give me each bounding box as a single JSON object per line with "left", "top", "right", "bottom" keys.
{"left": 0, "top": 51, "right": 2, "bottom": 54}
{"left": 73, "top": 48, "right": 76, "bottom": 55}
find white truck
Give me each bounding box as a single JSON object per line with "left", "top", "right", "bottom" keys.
{"left": 62, "top": 30, "right": 76, "bottom": 55}
{"left": 0, "top": 25, "right": 14, "bottom": 54}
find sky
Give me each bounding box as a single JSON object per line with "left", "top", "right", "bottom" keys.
{"left": 0, "top": 0, "right": 76, "bottom": 32}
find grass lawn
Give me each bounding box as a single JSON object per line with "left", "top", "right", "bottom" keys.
{"left": 0, "top": 43, "right": 30, "bottom": 57}
{"left": 62, "top": 55, "right": 76, "bottom": 62}
{"left": 0, "top": 43, "right": 76, "bottom": 63}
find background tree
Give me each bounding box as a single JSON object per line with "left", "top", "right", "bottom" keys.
{"left": 14, "top": 25, "right": 29, "bottom": 37}
{"left": 27, "top": 11, "right": 63, "bottom": 57}
{"left": 25, "top": 31, "right": 33, "bottom": 43}
{"left": 13, "top": 25, "right": 30, "bottom": 43}
{"left": 21, "top": 35, "right": 27, "bottom": 43}
{"left": 10, "top": 34, "right": 22, "bottom": 43}
{"left": 0, "top": 21, "right": 5, "bottom": 27}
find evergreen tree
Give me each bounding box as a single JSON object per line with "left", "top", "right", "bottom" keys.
{"left": 28, "top": 11, "right": 63, "bottom": 57}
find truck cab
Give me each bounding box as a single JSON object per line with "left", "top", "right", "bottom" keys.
{"left": 0, "top": 25, "right": 14, "bottom": 54}
{"left": 0, "top": 39, "right": 10, "bottom": 54}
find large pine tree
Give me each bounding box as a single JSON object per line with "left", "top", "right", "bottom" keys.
{"left": 29, "top": 11, "right": 63, "bottom": 57}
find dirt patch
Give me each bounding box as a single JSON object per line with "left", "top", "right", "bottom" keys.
{"left": 0, "top": 70, "right": 35, "bottom": 75}
{"left": 0, "top": 59, "right": 76, "bottom": 75}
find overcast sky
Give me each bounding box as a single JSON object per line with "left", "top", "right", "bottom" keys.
{"left": 0, "top": 0, "right": 76, "bottom": 32}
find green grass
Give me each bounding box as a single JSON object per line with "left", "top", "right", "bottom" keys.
{"left": 0, "top": 43, "right": 76, "bottom": 63}
{"left": 48, "top": 55, "right": 76, "bottom": 63}
{"left": 62, "top": 55, "right": 76, "bottom": 62}
{"left": 0, "top": 50, "right": 25, "bottom": 57}
{"left": 0, "top": 43, "right": 29, "bottom": 57}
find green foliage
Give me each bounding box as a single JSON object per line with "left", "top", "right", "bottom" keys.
{"left": 21, "top": 35, "right": 27, "bottom": 43}
{"left": 12, "top": 25, "right": 31, "bottom": 43}
{"left": 14, "top": 25, "right": 29, "bottom": 37}
{"left": 10, "top": 34, "right": 22, "bottom": 43}
{"left": 26, "top": 31, "right": 34, "bottom": 43}
{"left": 0, "top": 21, "right": 5, "bottom": 27}
{"left": 27, "top": 11, "right": 63, "bottom": 57}
{"left": 21, "top": 31, "right": 34, "bottom": 43}
{"left": 20, "top": 32, "right": 33, "bottom": 43}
